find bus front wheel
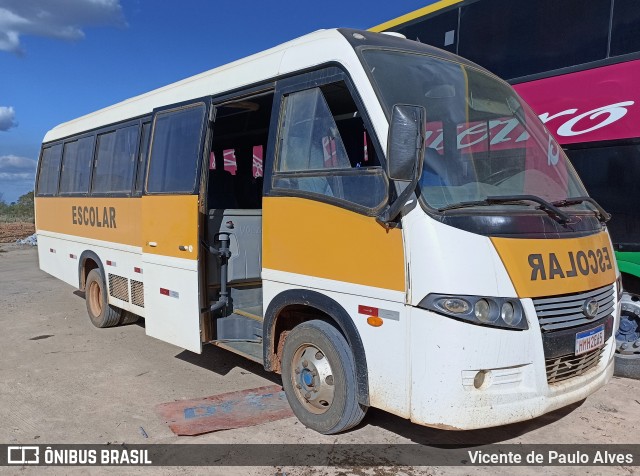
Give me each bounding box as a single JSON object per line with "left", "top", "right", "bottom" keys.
{"left": 85, "top": 268, "right": 123, "bottom": 328}
{"left": 281, "top": 319, "right": 367, "bottom": 434}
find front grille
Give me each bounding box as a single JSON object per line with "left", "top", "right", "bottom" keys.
{"left": 545, "top": 343, "right": 607, "bottom": 384}
{"left": 108, "top": 274, "right": 130, "bottom": 302}
{"left": 131, "top": 280, "right": 144, "bottom": 308}
{"left": 533, "top": 284, "right": 614, "bottom": 332}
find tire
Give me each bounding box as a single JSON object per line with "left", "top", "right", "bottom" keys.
{"left": 85, "top": 268, "right": 123, "bottom": 328}
{"left": 281, "top": 319, "right": 367, "bottom": 434}
{"left": 614, "top": 353, "right": 640, "bottom": 379}
{"left": 614, "top": 292, "right": 640, "bottom": 379}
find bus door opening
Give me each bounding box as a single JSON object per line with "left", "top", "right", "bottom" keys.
{"left": 204, "top": 91, "right": 274, "bottom": 361}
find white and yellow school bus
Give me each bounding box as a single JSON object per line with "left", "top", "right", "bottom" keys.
{"left": 35, "top": 28, "right": 621, "bottom": 434}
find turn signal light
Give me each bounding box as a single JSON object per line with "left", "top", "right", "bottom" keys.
{"left": 367, "top": 316, "right": 383, "bottom": 327}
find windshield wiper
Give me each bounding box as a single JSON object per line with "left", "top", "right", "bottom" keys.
{"left": 438, "top": 194, "right": 571, "bottom": 224}
{"left": 552, "top": 196, "right": 611, "bottom": 223}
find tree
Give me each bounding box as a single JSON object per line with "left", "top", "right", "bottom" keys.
{"left": 0, "top": 190, "right": 34, "bottom": 219}
{"left": 16, "top": 191, "right": 34, "bottom": 208}
{"left": 13, "top": 191, "right": 34, "bottom": 217}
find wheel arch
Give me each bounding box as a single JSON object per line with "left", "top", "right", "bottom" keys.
{"left": 621, "top": 271, "right": 640, "bottom": 296}
{"left": 263, "top": 289, "right": 369, "bottom": 406}
{"left": 78, "top": 250, "right": 106, "bottom": 291}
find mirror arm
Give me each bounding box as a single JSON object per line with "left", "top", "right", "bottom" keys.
{"left": 376, "top": 176, "right": 419, "bottom": 227}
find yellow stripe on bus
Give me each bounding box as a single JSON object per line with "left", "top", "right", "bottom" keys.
{"left": 263, "top": 196, "right": 405, "bottom": 292}
{"left": 35, "top": 195, "right": 200, "bottom": 261}
{"left": 491, "top": 232, "right": 616, "bottom": 298}
{"left": 35, "top": 197, "right": 141, "bottom": 246}
{"left": 369, "top": 0, "right": 464, "bottom": 33}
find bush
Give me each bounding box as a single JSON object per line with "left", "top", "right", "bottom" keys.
{"left": 0, "top": 191, "right": 34, "bottom": 223}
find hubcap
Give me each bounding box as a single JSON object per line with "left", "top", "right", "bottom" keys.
{"left": 290, "top": 344, "right": 334, "bottom": 414}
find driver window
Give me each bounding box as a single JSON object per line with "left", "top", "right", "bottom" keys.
{"left": 273, "top": 81, "right": 385, "bottom": 211}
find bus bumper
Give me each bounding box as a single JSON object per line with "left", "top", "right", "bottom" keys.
{"left": 407, "top": 305, "right": 615, "bottom": 430}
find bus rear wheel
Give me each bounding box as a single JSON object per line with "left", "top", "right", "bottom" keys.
{"left": 281, "top": 319, "right": 367, "bottom": 434}
{"left": 85, "top": 268, "right": 123, "bottom": 328}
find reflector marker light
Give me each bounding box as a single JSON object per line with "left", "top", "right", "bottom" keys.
{"left": 69, "top": 254, "right": 77, "bottom": 260}
{"left": 160, "top": 288, "right": 179, "bottom": 299}
{"left": 358, "top": 305, "right": 400, "bottom": 321}
{"left": 106, "top": 260, "right": 116, "bottom": 267}
{"left": 358, "top": 305, "right": 378, "bottom": 316}
{"left": 134, "top": 267, "right": 143, "bottom": 274}
{"left": 49, "top": 248, "right": 56, "bottom": 253}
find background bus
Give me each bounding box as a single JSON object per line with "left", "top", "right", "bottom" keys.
{"left": 373, "top": 0, "right": 640, "bottom": 374}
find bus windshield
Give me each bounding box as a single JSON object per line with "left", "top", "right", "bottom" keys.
{"left": 361, "top": 49, "right": 589, "bottom": 212}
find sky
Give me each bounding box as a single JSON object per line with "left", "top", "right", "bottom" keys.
{"left": 0, "top": 0, "right": 434, "bottom": 204}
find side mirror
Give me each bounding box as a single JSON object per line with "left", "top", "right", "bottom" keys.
{"left": 377, "top": 104, "right": 427, "bottom": 227}
{"left": 386, "top": 104, "right": 426, "bottom": 182}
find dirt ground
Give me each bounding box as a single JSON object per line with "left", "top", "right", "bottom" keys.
{"left": 0, "top": 221, "right": 35, "bottom": 242}
{"left": 0, "top": 245, "right": 639, "bottom": 475}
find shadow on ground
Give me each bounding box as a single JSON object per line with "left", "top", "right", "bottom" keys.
{"left": 363, "top": 400, "right": 584, "bottom": 446}
{"left": 175, "top": 345, "right": 281, "bottom": 385}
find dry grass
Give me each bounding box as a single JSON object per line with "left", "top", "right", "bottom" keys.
{"left": 0, "top": 215, "right": 34, "bottom": 223}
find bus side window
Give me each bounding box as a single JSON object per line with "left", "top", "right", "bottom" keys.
{"left": 36, "top": 144, "right": 63, "bottom": 196}
{"left": 59, "top": 135, "right": 95, "bottom": 195}
{"left": 147, "top": 104, "right": 206, "bottom": 194}
{"left": 92, "top": 124, "right": 139, "bottom": 195}
{"left": 273, "top": 81, "right": 386, "bottom": 211}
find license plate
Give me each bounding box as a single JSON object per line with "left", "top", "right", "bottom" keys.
{"left": 575, "top": 324, "right": 605, "bottom": 356}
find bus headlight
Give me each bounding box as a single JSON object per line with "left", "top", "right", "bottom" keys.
{"left": 442, "top": 298, "right": 470, "bottom": 314}
{"left": 501, "top": 301, "right": 521, "bottom": 326}
{"left": 419, "top": 294, "right": 527, "bottom": 330}
{"left": 474, "top": 299, "right": 493, "bottom": 323}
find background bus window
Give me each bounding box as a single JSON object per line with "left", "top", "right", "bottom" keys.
{"left": 147, "top": 104, "right": 206, "bottom": 194}
{"left": 567, "top": 143, "right": 640, "bottom": 246}
{"left": 92, "top": 125, "right": 139, "bottom": 194}
{"left": 395, "top": 8, "right": 458, "bottom": 53}
{"left": 458, "top": 0, "right": 610, "bottom": 79}
{"left": 610, "top": 0, "right": 640, "bottom": 57}
{"left": 59, "top": 136, "right": 95, "bottom": 195}
{"left": 273, "top": 82, "right": 385, "bottom": 210}
{"left": 36, "top": 144, "right": 63, "bottom": 196}
{"left": 134, "top": 122, "right": 151, "bottom": 195}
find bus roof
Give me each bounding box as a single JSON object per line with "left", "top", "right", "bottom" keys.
{"left": 43, "top": 26, "right": 482, "bottom": 144}
{"left": 369, "top": 0, "right": 462, "bottom": 32}
{"left": 43, "top": 28, "right": 344, "bottom": 143}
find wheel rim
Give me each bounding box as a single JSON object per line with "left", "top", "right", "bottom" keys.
{"left": 616, "top": 293, "right": 640, "bottom": 356}
{"left": 290, "top": 343, "right": 335, "bottom": 414}
{"left": 88, "top": 280, "right": 103, "bottom": 317}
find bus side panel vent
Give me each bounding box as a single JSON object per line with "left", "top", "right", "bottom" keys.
{"left": 131, "top": 280, "right": 145, "bottom": 308}
{"left": 108, "top": 274, "right": 130, "bottom": 302}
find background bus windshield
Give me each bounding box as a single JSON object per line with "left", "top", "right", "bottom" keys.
{"left": 363, "top": 50, "right": 588, "bottom": 211}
